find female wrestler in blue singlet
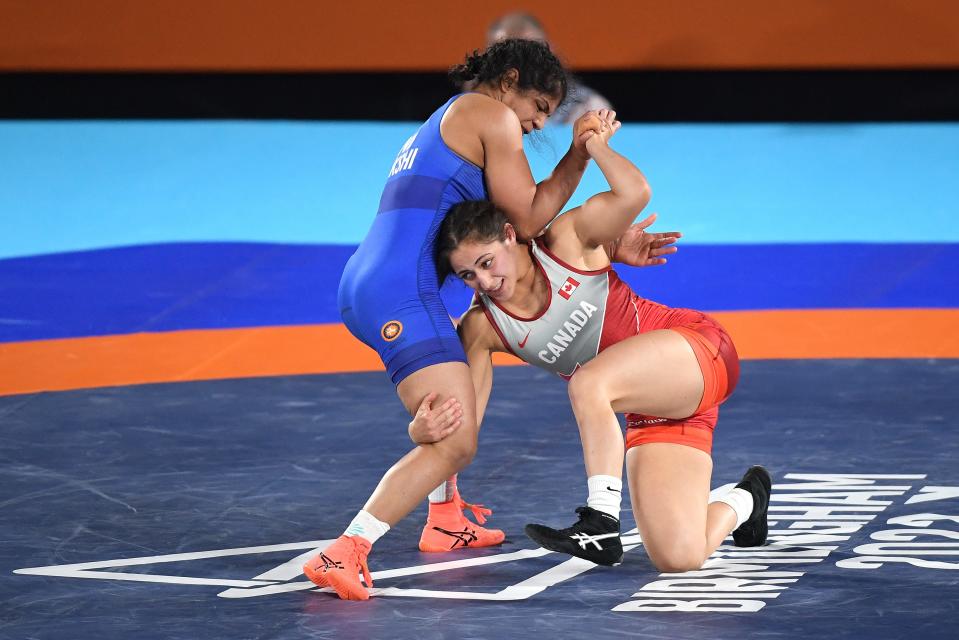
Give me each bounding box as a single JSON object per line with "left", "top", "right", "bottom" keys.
{"left": 304, "top": 39, "right": 616, "bottom": 600}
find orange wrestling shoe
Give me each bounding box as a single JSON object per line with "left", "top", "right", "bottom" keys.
{"left": 303, "top": 535, "right": 373, "bottom": 601}
{"left": 419, "top": 490, "right": 506, "bottom": 553}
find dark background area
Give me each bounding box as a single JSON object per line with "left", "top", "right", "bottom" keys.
{"left": 4, "top": 69, "right": 959, "bottom": 121}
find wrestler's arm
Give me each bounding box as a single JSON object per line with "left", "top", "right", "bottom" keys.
{"left": 407, "top": 305, "right": 503, "bottom": 444}
{"left": 569, "top": 134, "right": 652, "bottom": 248}
{"left": 459, "top": 306, "right": 499, "bottom": 427}
{"left": 481, "top": 103, "right": 615, "bottom": 241}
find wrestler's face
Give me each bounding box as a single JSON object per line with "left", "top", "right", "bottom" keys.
{"left": 499, "top": 73, "right": 561, "bottom": 134}
{"left": 449, "top": 225, "right": 519, "bottom": 301}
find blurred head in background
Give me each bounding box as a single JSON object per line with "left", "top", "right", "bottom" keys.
{"left": 486, "top": 12, "right": 547, "bottom": 44}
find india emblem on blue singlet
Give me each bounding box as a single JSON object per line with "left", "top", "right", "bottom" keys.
{"left": 381, "top": 320, "right": 403, "bottom": 342}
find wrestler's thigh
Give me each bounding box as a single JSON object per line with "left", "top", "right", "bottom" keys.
{"left": 579, "top": 329, "right": 704, "bottom": 419}
{"left": 397, "top": 361, "right": 478, "bottom": 438}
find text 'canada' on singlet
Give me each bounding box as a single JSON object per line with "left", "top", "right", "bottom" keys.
{"left": 478, "top": 238, "right": 706, "bottom": 379}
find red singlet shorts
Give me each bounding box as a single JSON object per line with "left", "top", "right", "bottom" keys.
{"left": 623, "top": 315, "right": 740, "bottom": 455}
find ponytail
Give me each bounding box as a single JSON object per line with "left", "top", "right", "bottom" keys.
{"left": 449, "top": 38, "right": 568, "bottom": 103}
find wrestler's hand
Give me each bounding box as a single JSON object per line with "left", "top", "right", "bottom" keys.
{"left": 608, "top": 212, "right": 681, "bottom": 267}
{"left": 408, "top": 392, "right": 463, "bottom": 444}
{"left": 574, "top": 109, "right": 621, "bottom": 154}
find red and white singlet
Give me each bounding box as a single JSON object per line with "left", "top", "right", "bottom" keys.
{"left": 478, "top": 238, "right": 708, "bottom": 380}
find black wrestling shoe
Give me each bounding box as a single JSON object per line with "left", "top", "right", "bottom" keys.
{"left": 525, "top": 506, "right": 624, "bottom": 566}
{"left": 732, "top": 465, "right": 772, "bottom": 547}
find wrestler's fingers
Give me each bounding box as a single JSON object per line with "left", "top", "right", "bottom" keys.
{"left": 440, "top": 405, "right": 462, "bottom": 425}
{"left": 577, "top": 129, "right": 597, "bottom": 146}
{"left": 650, "top": 245, "right": 679, "bottom": 256}
{"left": 426, "top": 401, "right": 451, "bottom": 424}
{"left": 439, "top": 419, "right": 463, "bottom": 439}
{"left": 436, "top": 397, "right": 460, "bottom": 414}
{"left": 418, "top": 391, "right": 438, "bottom": 413}
{"left": 636, "top": 212, "right": 658, "bottom": 228}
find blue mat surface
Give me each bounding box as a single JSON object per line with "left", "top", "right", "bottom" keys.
{"left": 2, "top": 361, "right": 957, "bottom": 639}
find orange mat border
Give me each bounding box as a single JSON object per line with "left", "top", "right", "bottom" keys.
{"left": 1, "top": 309, "right": 957, "bottom": 397}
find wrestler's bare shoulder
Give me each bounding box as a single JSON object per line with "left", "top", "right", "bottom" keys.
{"left": 458, "top": 303, "right": 504, "bottom": 352}
{"left": 444, "top": 93, "right": 520, "bottom": 129}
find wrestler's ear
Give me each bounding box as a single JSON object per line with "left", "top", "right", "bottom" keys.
{"left": 500, "top": 68, "right": 519, "bottom": 92}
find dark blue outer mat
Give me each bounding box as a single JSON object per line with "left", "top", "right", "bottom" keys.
{"left": 1, "top": 360, "right": 958, "bottom": 639}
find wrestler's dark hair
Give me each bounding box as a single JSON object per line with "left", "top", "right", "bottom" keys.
{"left": 435, "top": 200, "right": 510, "bottom": 283}
{"left": 449, "top": 38, "right": 568, "bottom": 104}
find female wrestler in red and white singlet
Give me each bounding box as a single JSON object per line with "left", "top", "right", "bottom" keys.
{"left": 418, "top": 120, "right": 771, "bottom": 570}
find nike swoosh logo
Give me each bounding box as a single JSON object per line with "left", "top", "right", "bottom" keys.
{"left": 518, "top": 331, "right": 531, "bottom": 349}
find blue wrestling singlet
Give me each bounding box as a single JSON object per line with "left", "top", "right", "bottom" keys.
{"left": 338, "top": 95, "right": 487, "bottom": 384}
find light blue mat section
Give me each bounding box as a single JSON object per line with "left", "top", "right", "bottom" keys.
{"left": 1, "top": 121, "right": 957, "bottom": 258}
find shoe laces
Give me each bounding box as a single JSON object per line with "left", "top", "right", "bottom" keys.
{"left": 556, "top": 506, "right": 617, "bottom": 536}
{"left": 457, "top": 494, "right": 492, "bottom": 525}
{"left": 345, "top": 537, "right": 373, "bottom": 588}
{"left": 563, "top": 507, "right": 592, "bottom": 534}
{"left": 541, "top": 507, "right": 591, "bottom": 537}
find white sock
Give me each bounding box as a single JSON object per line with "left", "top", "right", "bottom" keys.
{"left": 343, "top": 510, "right": 390, "bottom": 545}
{"left": 428, "top": 474, "right": 457, "bottom": 504}
{"left": 714, "top": 487, "right": 754, "bottom": 529}
{"left": 586, "top": 475, "right": 622, "bottom": 520}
